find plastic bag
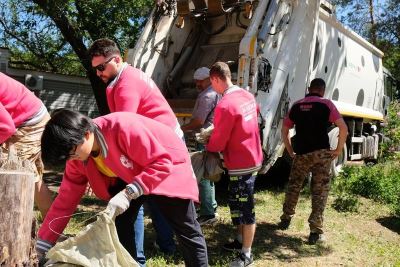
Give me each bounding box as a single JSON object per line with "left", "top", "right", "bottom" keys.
{"left": 45, "top": 213, "right": 139, "bottom": 267}
{"left": 191, "top": 151, "right": 224, "bottom": 183}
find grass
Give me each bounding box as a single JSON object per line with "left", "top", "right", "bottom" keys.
{"left": 41, "top": 174, "right": 400, "bottom": 267}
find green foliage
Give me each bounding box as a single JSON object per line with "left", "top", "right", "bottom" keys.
{"left": 331, "top": 168, "right": 360, "bottom": 212}
{"left": 333, "top": 162, "right": 400, "bottom": 216}
{"left": 334, "top": 107, "right": 400, "bottom": 215}
{"left": 380, "top": 101, "right": 400, "bottom": 159}
{"left": 332, "top": 193, "right": 359, "bottom": 212}
{"left": 334, "top": 0, "right": 400, "bottom": 82}
{"left": 0, "top": 0, "right": 153, "bottom": 75}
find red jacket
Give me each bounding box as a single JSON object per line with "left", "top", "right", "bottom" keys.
{"left": 38, "top": 112, "right": 197, "bottom": 243}
{"left": 106, "top": 64, "right": 179, "bottom": 131}
{"left": 207, "top": 86, "right": 262, "bottom": 175}
{"left": 0, "top": 73, "right": 42, "bottom": 143}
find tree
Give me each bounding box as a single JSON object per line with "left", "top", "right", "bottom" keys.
{"left": 333, "top": 0, "right": 380, "bottom": 45}
{"left": 0, "top": 0, "right": 153, "bottom": 115}
{"left": 333, "top": 0, "right": 400, "bottom": 81}
{"left": 377, "top": 0, "right": 400, "bottom": 80}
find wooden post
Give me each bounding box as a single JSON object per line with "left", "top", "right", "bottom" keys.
{"left": 0, "top": 146, "right": 37, "bottom": 266}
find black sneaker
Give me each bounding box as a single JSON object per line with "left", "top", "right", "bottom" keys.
{"left": 197, "top": 215, "right": 217, "bottom": 225}
{"left": 223, "top": 239, "right": 242, "bottom": 251}
{"left": 277, "top": 218, "right": 291, "bottom": 230}
{"left": 229, "top": 252, "right": 253, "bottom": 267}
{"left": 308, "top": 232, "right": 326, "bottom": 245}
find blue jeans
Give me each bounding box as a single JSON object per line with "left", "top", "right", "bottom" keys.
{"left": 199, "top": 178, "right": 217, "bottom": 216}
{"left": 147, "top": 200, "right": 176, "bottom": 254}
{"left": 196, "top": 143, "right": 217, "bottom": 216}
{"left": 134, "top": 205, "right": 146, "bottom": 266}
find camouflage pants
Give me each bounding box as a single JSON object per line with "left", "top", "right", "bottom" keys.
{"left": 281, "top": 149, "right": 332, "bottom": 234}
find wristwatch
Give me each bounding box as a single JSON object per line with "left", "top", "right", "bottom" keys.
{"left": 125, "top": 184, "right": 138, "bottom": 200}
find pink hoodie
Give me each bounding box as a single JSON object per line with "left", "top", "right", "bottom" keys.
{"left": 38, "top": 112, "right": 197, "bottom": 243}
{"left": 106, "top": 65, "right": 178, "bottom": 130}
{"left": 207, "top": 86, "right": 262, "bottom": 175}
{"left": 0, "top": 73, "right": 42, "bottom": 143}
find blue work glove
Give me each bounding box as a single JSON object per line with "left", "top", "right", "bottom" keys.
{"left": 105, "top": 183, "right": 143, "bottom": 219}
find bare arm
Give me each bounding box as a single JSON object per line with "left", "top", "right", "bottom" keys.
{"left": 330, "top": 118, "right": 348, "bottom": 158}
{"left": 281, "top": 124, "right": 295, "bottom": 158}
{"left": 181, "top": 118, "right": 204, "bottom": 132}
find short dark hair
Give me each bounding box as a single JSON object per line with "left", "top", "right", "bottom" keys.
{"left": 309, "top": 78, "right": 326, "bottom": 91}
{"left": 88, "top": 38, "right": 121, "bottom": 60}
{"left": 209, "top": 61, "right": 231, "bottom": 81}
{"left": 41, "top": 109, "right": 96, "bottom": 166}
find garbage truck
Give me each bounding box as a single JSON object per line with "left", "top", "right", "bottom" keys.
{"left": 125, "top": 0, "right": 397, "bottom": 175}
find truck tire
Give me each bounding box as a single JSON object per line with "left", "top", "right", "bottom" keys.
{"left": 328, "top": 127, "right": 347, "bottom": 177}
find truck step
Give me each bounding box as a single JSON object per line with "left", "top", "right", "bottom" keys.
{"left": 350, "top": 154, "right": 362, "bottom": 160}
{"left": 351, "top": 137, "right": 364, "bottom": 143}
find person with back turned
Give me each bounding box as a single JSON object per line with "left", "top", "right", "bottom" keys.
{"left": 206, "top": 62, "right": 262, "bottom": 267}
{"left": 278, "top": 78, "right": 348, "bottom": 245}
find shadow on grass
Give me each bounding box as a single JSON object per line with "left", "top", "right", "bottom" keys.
{"left": 80, "top": 195, "right": 107, "bottom": 207}
{"left": 140, "top": 219, "right": 332, "bottom": 266}
{"left": 204, "top": 221, "right": 332, "bottom": 265}
{"left": 43, "top": 170, "right": 63, "bottom": 188}
{"left": 376, "top": 216, "right": 400, "bottom": 234}
{"left": 143, "top": 223, "right": 184, "bottom": 266}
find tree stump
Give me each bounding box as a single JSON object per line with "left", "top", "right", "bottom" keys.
{"left": 0, "top": 146, "right": 37, "bottom": 266}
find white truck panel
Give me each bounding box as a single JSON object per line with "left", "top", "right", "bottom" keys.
{"left": 127, "top": 0, "right": 389, "bottom": 172}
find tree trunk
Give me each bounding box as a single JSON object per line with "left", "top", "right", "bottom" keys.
{"left": 32, "top": 0, "right": 110, "bottom": 115}
{"left": 368, "top": 0, "right": 377, "bottom": 45}
{"left": 0, "top": 147, "right": 37, "bottom": 266}
{"left": 86, "top": 70, "right": 110, "bottom": 116}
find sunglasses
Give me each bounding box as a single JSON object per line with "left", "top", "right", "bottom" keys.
{"left": 93, "top": 56, "right": 116, "bottom": 72}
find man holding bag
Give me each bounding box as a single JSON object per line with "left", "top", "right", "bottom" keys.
{"left": 36, "top": 109, "right": 208, "bottom": 267}
{"left": 181, "top": 66, "right": 220, "bottom": 225}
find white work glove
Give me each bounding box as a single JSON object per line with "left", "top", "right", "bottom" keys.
{"left": 105, "top": 184, "right": 143, "bottom": 219}
{"left": 36, "top": 239, "right": 53, "bottom": 266}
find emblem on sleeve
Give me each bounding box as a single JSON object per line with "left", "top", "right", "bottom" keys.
{"left": 120, "top": 155, "right": 133, "bottom": 169}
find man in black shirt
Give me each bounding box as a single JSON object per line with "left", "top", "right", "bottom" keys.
{"left": 278, "top": 78, "right": 348, "bottom": 244}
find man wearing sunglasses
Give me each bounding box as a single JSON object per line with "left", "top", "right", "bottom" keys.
{"left": 88, "top": 38, "right": 183, "bottom": 140}
{"left": 88, "top": 38, "right": 183, "bottom": 263}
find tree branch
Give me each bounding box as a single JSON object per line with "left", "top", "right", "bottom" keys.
{"left": 32, "top": 0, "right": 91, "bottom": 71}
{"left": 9, "top": 60, "right": 45, "bottom": 70}
{"left": 0, "top": 19, "right": 40, "bottom": 57}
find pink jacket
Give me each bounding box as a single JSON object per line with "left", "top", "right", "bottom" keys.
{"left": 207, "top": 86, "right": 262, "bottom": 175}
{"left": 38, "top": 112, "right": 197, "bottom": 243}
{"left": 0, "top": 73, "right": 42, "bottom": 143}
{"left": 106, "top": 65, "right": 178, "bottom": 130}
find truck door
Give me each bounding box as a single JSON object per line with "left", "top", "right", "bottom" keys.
{"left": 254, "top": 0, "right": 321, "bottom": 172}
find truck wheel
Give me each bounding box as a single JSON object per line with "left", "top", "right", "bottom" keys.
{"left": 329, "top": 127, "right": 348, "bottom": 177}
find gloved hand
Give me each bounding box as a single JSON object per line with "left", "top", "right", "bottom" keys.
{"left": 195, "top": 124, "right": 214, "bottom": 144}
{"left": 36, "top": 239, "right": 53, "bottom": 266}
{"left": 105, "top": 190, "right": 131, "bottom": 219}
{"left": 105, "top": 183, "right": 143, "bottom": 219}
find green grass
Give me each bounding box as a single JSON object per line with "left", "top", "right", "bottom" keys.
{"left": 54, "top": 184, "right": 400, "bottom": 267}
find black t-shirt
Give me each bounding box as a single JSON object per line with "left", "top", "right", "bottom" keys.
{"left": 284, "top": 93, "right": 341, "bottom": 155}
